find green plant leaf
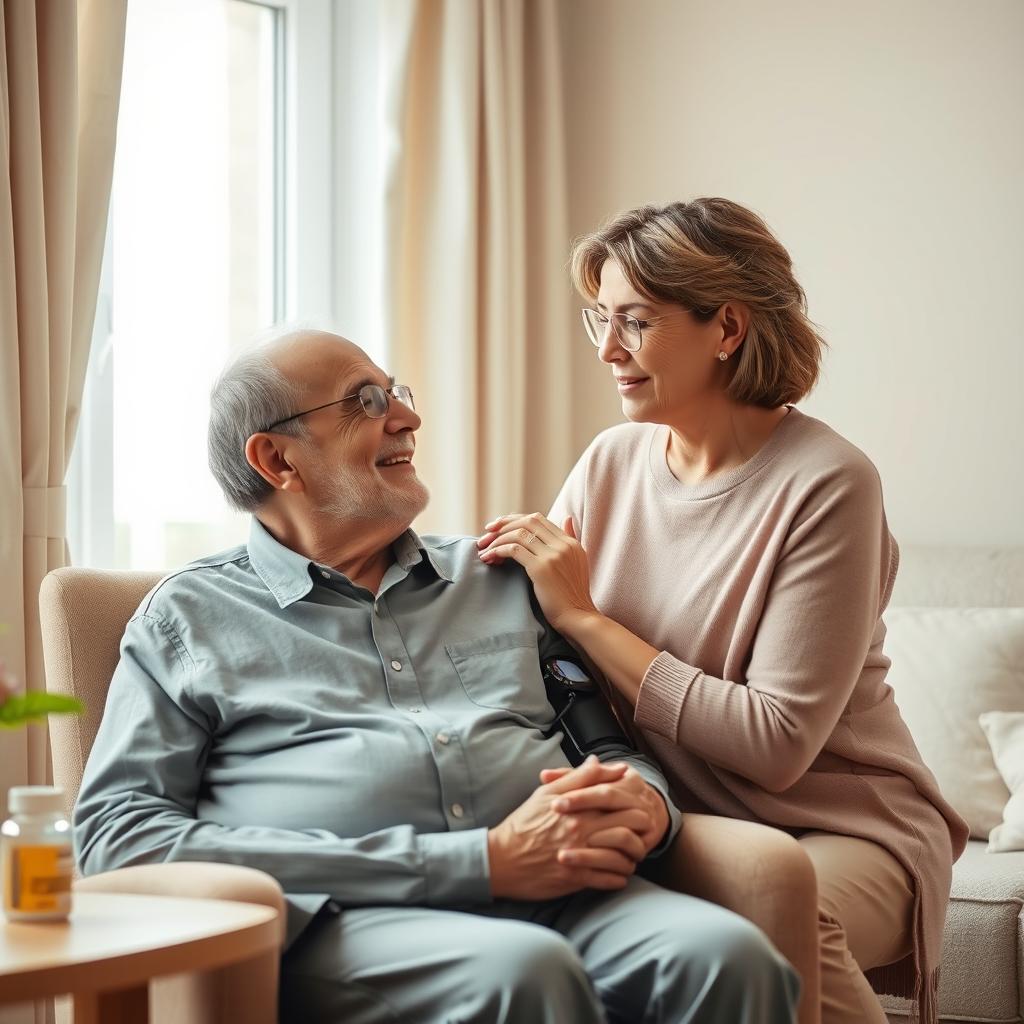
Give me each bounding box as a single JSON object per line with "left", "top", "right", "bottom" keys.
{"left": 0, "top": 693, "right": 84, "bottom": 727}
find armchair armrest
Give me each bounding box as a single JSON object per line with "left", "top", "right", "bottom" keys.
{"left": 75, "top": 862, "right": 286, "bottom": 937}
{"left": 73, "top": 863, "right": 285, "bottom": 1024}
{"left": 646, "top": 813, "right": 820, "bottom": 1024}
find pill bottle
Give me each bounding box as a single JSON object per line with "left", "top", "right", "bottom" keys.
{"left": 1, "top": 786, "right": 73, "bottom": 922}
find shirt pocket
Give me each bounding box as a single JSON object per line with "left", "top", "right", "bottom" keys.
{"left": 446, "top": 630, "right": 552, "bottom": 724}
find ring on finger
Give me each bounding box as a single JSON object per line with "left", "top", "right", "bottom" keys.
{"left": 523, "top": 531, "right": 536, "bottom": 546}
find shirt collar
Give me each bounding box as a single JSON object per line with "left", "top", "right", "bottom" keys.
{"left": 247, "top": 518, "right": 317, "bottom": 608}
{"left": 248, "top": 518, "right": 454, "bottom": 609}
{"left": 394, "top": 530, "right": 456, "bottom": 584}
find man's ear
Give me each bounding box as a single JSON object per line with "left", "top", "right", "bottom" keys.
{"left": 245, "top": 433, "right": 306, "bottom": 494}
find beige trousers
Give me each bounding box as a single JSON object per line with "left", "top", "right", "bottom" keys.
{"left": 799, "top": 832, "right": 915, "bottom": 1024}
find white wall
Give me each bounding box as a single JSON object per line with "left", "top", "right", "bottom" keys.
{"left": 559, "top": 0, "right": 1024, "bottom": 546}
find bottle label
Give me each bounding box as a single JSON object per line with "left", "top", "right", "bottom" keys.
{"left": 4, "top": 845, "right": 73, "bottom": 914}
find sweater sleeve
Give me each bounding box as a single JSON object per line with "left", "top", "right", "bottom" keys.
{"left": 633, "top": 457, "right": 897, "bottom": 793}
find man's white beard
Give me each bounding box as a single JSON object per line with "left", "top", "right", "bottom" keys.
{"left": 315, "top": 469, "right": 429, "bottom": 527}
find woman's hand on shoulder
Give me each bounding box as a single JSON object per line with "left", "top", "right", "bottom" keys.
{"left": 477, "top": 513, "right": 599, "bottom": 635}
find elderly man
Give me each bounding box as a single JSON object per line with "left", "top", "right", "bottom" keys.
{"left": 75, "top": 330, "right": 799, "bottom": 1023}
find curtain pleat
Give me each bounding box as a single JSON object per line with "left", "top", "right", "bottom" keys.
{"left": 381, "top": 0, "right": 573, "bottom": 535}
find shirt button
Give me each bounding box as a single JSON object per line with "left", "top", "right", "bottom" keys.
{"left": 451, "top": 803, "right": 464, "bottom": 818}
{"left": 320, "top": 570, "right": 330, "bottom": 579}
{"left": 390, "top": 660, "right": 402, "bottom": 671}
{"left": 436, "top": 732, "right": 450, "bottom": 745}
{"left": 408, "top": 707, "right": 421, "bottom": 714}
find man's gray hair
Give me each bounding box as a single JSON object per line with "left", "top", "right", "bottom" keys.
{"left": 208, "top": 347, "right": 308, "bottom": 512}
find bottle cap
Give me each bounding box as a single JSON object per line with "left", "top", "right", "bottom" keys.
{"left": 7, "top": 786, "right": 66, "bottom": 815}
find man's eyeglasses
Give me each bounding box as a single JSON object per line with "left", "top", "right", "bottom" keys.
{"left": 263, "top": 383, "right": 415, "bottom": 432}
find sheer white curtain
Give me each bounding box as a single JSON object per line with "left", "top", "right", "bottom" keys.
{"left": 379, "top": 0, "right": 574, "bottom": 535}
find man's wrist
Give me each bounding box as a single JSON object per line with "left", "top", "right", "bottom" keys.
{"left": 652, "top": 791, "right": 670, "bottom": 842}
{"left": 486, "top": 827, "right": 508, "bottom": 898}
{"left": 644, "top": 786, "right": 674, "bottom": 854}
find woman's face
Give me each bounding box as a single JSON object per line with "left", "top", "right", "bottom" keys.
{"left": 593, "top": 259, "right": 725, "bottom": 424}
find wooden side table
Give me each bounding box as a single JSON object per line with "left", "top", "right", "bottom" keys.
{"left": 0, "top": 891, "right": 279, "bottom": 1023}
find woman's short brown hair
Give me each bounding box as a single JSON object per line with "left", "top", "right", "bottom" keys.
{"left": 570, "top": 198, "right": 826, "bottom": 407}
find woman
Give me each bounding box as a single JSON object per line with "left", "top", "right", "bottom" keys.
{"left": 477, "top": 198, "right": 968, "bottom": 1024}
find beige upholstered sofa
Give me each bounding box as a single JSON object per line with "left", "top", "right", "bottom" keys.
{"left": 39, "top": 567, "right": 821, "bottom": 1024}
{"left": 882, "top": 546, "right": 1024, "bottom": 1024}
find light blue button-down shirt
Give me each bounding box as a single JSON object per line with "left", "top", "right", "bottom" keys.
{"left": 75, "top": 520, "right": 681, "bottom": 943}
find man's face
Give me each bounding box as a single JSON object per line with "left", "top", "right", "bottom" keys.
{"left": 306, "top": 368, "right": 429, "bottom": 528}
{"left": 274, "top": 337, "right": 429, "bottom": 529}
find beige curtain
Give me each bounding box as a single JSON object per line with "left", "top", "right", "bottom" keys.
{"left": 381, "top": 0, "right": 574, "bottom": 535}
{"left": 0, "top": 0, "right": 127, "bottom": 800}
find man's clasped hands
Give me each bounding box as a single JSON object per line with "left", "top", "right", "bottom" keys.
{"left": 486, "top": 755, "right": 671, "bottom": 900}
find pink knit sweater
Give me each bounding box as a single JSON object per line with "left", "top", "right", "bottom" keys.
{"left": 550, "top": 406, "right": 968, "bottom": 1024}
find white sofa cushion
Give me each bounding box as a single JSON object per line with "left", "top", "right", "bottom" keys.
{"left": 980, "top": 711, "right": 1024, "bottom": 853}
{"left": 883, "top": 607, "right": 1024, "bottom": 839}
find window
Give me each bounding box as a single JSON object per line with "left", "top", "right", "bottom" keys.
{"left": 68, "top": 0, "right": 353, "bottom": 570}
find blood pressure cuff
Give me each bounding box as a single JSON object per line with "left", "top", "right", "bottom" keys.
{"left": 541, "top": 656, "right": 633, "bottom": 764}
{"left": 540, "top": 654, "right": 685, "bottom": 858}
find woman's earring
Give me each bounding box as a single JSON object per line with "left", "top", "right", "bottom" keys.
{"left": 717, "top": 351, "right": 729, "bottom": 362}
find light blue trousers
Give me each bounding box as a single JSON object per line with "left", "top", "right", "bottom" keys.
{"left": 279, "top": 875, "right": 800, "bottom": 1023}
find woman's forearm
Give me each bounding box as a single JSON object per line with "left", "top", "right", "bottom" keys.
{"left": 560, "top": 611, "right": 662, "bottom": 707}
